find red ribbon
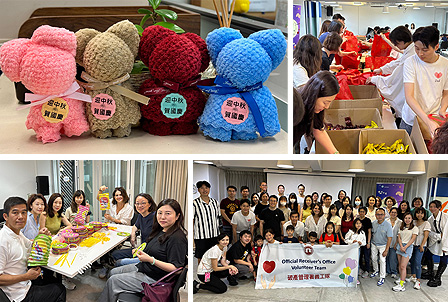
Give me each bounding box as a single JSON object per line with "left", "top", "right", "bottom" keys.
{"left": 142, "top": 75, "right": 209, "bottom": 96}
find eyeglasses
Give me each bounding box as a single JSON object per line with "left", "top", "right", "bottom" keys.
{"left": 135, "top": 203, "right": 147, "bottom": 206}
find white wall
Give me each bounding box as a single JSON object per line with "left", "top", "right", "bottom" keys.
{"left": 0, "top": 160, "right": 53, "bottom": 208}
{"left": 193, "top": 164, "right": 225, "bottom": 201}
{"left": 322, "top": 5, "right": 447, "bottom": 36}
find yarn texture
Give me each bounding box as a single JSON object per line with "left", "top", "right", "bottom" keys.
{"left": 0, "top": 25, "right": 90, "bottom": 143}
{"left": 76, "top": 20, "right": 141, "bottom": 138}
{"left": 198, "top": 27, "right": 287, "bottom": 141}
{"left": 138, "top": 25, "right": 210, "bottom": 136}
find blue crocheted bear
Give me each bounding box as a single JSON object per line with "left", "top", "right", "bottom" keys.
{"left": 197, "top": 27, "right": 287, "bottom": 141}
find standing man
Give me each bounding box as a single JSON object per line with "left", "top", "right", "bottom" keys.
{"left": 220, "top": 185, "right": 240, "bottom": 243}
{"left": 259, "top": 195, "right": 285, "bottom": 241}
{"left": 194, "top": 181, "right": 221, "bottom": 264}
{"left": 240, "top": 186, "right": 250, "bottom": 200}
{"left": 0, "top": 197, "right": 66, "bottom": 302}
{"left": 425, "top": 200, "right": 448, "bottom": 287}
{"left": 283, "top": 211, "right": 305, "bottom": 241}
{"left": 297, "top": 184, "right": 306, "bottom": 208}
{"left": 277, "top": 184, "right": 285, "bottom": 199}
{"left": 322, "top": 195, "right": 332, "bottom": 215}
{"left": 258, "top": 181, "right": 268, "bottom": 196}
{"left": 370, "top": 208, "right": 393, "bottom": 286}
{"left": 226, "top": 230, "right": 253, "bottom": 285}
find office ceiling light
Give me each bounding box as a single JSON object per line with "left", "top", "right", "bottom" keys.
{"left": 408, "top": 160, "right": 426, "bottom": 174}
{"left": 353, "top": 2, "right": 363, "bottom": 5}
{"left": 348, "top": 160, "right": 365, "bottom": 172}
{"left": 193, "top": 161, "right": 214, "bottom": 165}
{"left": 335, "top": 6, "right": 344, "bottom": 10}
{"left": 277, "top": 160, "right": 294, "bottom": 169}
{"left": 413, "top": 6, "right": 421, "bottom": 9}
{"left": 383, "top": 6, "right": 390, "bottom": 12}
{"left": 425, "top": 3, "right": 434, "bottom": 7}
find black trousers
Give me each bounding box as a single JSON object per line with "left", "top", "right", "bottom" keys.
{"left": 198, "top": 270, "right": 229, "bottom": 294}
{"left": 22, "top": 269, "right": 66, "bottom": 302}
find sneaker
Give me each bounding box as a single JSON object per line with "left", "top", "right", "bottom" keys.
{"left": 62, "top": 277, "right": 76, "bottom": 290}
{"left": 392, "top": 284, "right": 406, "bottom": 292}
{"left": 357, "top": 280, "right": 360, "bottom": 285}
{"left": 193, "top": 280, "right": 199, "bottom": 294}
{"left": 390, "top": 274, "right": 397, "bottom": 279}
{"left": 98, "top": 267, "right": 109, "bottom": 279}
{"left": 227, "top": 275, "right": 238, "bottom": 286}
{"left": 358, "top": 269, "right": 363, "bottom": 276}
{"left": 408, "top": 276, "right": 417, "bottom": 283}
{"left": 377, "top": 278, "right": 385, "bottom": 286}
{"left": 414, "top": 281, "right": 421, "bottom": 290}
{"left": 362, "top": 271, "right": 369, "bottom": 278}
{"left": 370, "top": 271, "right": 379, "bottom": 278}
{"left": 395, "top": 279, "right": 406, "bottom": 285}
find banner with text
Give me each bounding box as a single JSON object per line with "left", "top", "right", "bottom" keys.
{"left": 255, "top": 244, "right": 359, "bottom": 289}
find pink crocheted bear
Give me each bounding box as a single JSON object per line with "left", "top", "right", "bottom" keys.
{"left": 0, "top": 25, "right": 90, "bottom": 143}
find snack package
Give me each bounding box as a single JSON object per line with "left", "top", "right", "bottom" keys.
{"left": 99, "top": 193, "right": 110, "bottom": 210}
{"left": 28, "top": 234, "right": 52, "bottom": 266}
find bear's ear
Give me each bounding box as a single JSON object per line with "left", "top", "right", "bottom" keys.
{"left": 106, "top": 20, "right": 140, "bottom": 58}
{"left": 139, "top": 25, "right": 176, "bottom": 67}
{"left": 75, "top": 28, "right": 100, "bottom": 66}
{"left": 248, "top": 29, "right": 287, "bottom": 71}
{"left": 32, "top": 25, "right": 77, "bottom": 57}
{"left": 206, "top": 27, "right": 242, "bottom": 67}
{"left": 0, "top": 38, "right": 30, "bottom": 82}
{"left": 182, "top": 32, "right": 210, "bottom": 73}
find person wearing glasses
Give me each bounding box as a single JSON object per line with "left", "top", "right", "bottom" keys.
{"left": 370, "top": 208, "right": 393, "bottom": 286}
{"left": 111, "top": 193, "right": 157, "bottom": 267}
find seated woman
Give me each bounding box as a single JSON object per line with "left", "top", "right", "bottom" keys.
{"left": 22, "top": 193, "right": 47, "bottom": 240}
{"left": 41, "top": 193, "right": 72, "bottom": 236}
{"left": 99, "top": 199, "right": 187, "bottom": 302}
{"left": 112, "top": 193, "right": 157, "bottom": 266}
{"left": 193, "top": 233, "right": 238, "bottom": 294}
{"left": 65, "top": 190, "right": 90, "bottom": 225}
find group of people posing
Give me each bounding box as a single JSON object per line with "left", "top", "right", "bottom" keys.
{"left": 193, "top": 180, "right": 448, "bottom": 294}
{"left": 293, "top": 13, "right": 448, "bottom": 154}
{"left": 0, "top": 186, "right": 187, "bottom": 302}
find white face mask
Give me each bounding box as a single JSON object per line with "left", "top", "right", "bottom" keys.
{"left": 290, "top": 199, "right": 296, "bottom": 203}
{"left": 280, "top": 201, "right": 287, "bottom": 206}
{"left": 355, "top": 200, "right": 361, "bottom": 206}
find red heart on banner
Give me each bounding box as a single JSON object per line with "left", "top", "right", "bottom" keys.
{"left": 435, "top": 72, "right": 443, "bottom": 79}
{"left": 263, "top": 261, "right": 276, "bottom": 273}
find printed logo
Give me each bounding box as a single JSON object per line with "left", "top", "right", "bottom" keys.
{"left": 304, "top": 245, "right": 314, "bottom": 256}
{"left": 435, "top": 72, "right": 443, "bottom": 79}
{"left": 263, "top": 261, "right": 276, "bottom": 273}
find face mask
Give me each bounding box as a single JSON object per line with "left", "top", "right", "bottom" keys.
{"left": 280, "top": 201, "right": 287, "bottom": 206}
{"left": 355, "top": 200, "right": 361, "bottom": 206}
{"left": 290, "top": 199, "right": 296, "bottom": 203}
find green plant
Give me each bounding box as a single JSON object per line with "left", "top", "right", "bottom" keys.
{"left": 135, "top": 0, "right": 184, "bottom": 35}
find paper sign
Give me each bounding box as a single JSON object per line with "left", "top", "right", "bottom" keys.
{"left": 91, "top": 94, "right": 116, "bottom": 120}
{"left": 41, "top": 98, "right": 68, "bottom": 123}
{"left": 99, "top": 193, "right": 110, "bottom": 210}
{"left": 221, "top": 97, "right": 249, "bottom": 125}
{"left": 161, "top": 93, "right": 187, "bottom": 119}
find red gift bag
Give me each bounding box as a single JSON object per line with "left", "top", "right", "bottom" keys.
{"left": 342, "top": 36, "right": 361, "bottom": 53}
{"left": 365, "top": 56, "right": 396, "bottom": 70}
{"left": 371, "top": 35, "right": 392, "bottom": 57}
{"left": 335, "top": 77, "right": 354, "bottom": 100}
{"left": 341, "top": 53, "right": 360, "bottom": 70}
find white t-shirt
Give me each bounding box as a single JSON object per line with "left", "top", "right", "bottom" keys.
{"left": 105, "top": 202, "right": 134, "bottom": 225}
{"left": 305, "top": 215, "right": 327, "bottom": 238}
{"left": 322, "top": 205, "right": 331, "bottom": 215}
{"left": 283, "top": 220, "right": 305, "bottom": 239}
{"left": 399, "top": 225, "right": 419, "bottom": 244}
{"left": 231, "top": 210, "right": 256, "bottom": 234}
{"left": 297, "top": 196, "right": 305, "bottom": 208}
{"left": 293, "top": 64, "right": 309, "bottom": 88}
{"left": 414, "top": 220, "right": 431, "bottom": 247}
{"left": 329, "top": 215, "right": 341, "bottom": 227}
{"left": 197, "top": 245, "right": 226, "bottom": 275}
{"left": 402, "top": 54, "right": 448, "bottom": 126}
{"left": 344, "top": 229, "right": 366, "bottom": 246}
{"left": 386, "top": 218, "right": 402, "bottom": 247}
{"left": 0, "top": 225, "right": 32, "bottom": 302}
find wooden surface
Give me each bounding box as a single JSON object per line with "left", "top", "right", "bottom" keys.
{"left": 19, "top": 6, "right": 200, "bottom": 38}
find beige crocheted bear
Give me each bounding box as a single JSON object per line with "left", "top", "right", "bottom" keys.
{"left": 75, "top": 20, "right": 142, "bottom": 138}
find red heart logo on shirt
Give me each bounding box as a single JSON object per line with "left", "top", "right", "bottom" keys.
{"left": 435, "top": 72, "right": 443, "bottom": 79}
{"left": 263, "top": 261, "right": 276, "bottom": 273}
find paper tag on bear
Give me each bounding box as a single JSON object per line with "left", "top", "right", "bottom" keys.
{"left": 221, "top": 97, "right": 249, "bottom": 125}
{"left": 161, "top": 93, "right": 187, "bottom": 119}
{"left": 41, "top": 98, "right": 69, "bottom": 123}
{"left": 99, "top": 193, "right": 110, "bottom": 210}
{"left": 91, "top": 94, "right": 116, "bottom": 120}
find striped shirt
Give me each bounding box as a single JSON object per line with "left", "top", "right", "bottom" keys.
{"left": 194, "top": 196, "right": 220, "bottom": 240}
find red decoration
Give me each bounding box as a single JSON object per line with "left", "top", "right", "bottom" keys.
{"left": 263, "top": 261, "right": 276, "bottom": 274}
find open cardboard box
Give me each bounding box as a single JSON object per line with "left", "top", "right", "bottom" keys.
{"left": 410, "top": 118, "right": 430, "bottom": 154}
{"left": 315, "top": 129, "right": 361, "bottom": 154}
{"left": 358, "top": 129, "right": 416, "bottom": 154}
{"left": 324, "top": 108, "right": 383, "bottom": 130}
{"left": 329, "top": 85, "right": 383, "bottom": 116}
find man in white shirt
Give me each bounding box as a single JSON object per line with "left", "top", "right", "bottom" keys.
{"left": 322, "top": 195, "right": 332, "bottom": 215}
{"left": 0, "top": 196, "right": 66, "bottom": 302}
{"left": 424, "top": 200, "right": 448, "bottom": 287}
{"left": 400, "top": 26, "right": 448, "bottom": 136}
{"left": 283, "top": 211, "right": 305, "bottom": 241}
{"left": 367, "top": 26, "right": 415, "bottom": 128}
{"left": 231, "top": 200, "right": 256, "bottom": 243}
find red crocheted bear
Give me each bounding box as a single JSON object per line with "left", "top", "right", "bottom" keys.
{"left": 138, "top": 25, "right": 210, "bottom": 135}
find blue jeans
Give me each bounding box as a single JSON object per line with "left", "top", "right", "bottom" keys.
{"left": 360, "top": 245, "right": 371, "bottom": 272}
{"left": 410, "top": 246, "right": 424, "bottom": 279}
{"left": 399, "top": 120, "right": 412, "bottom": 136}
{"left": 386, "top": 247, "right": 398, "bottom": 275}
{"left": 111, "top": 248, "right": 140, "bottom": 267}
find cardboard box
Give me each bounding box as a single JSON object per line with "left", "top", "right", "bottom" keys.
{"left": 410, "top": 117, "right": 431, "bottom": 154}
{"left": 358, "top": 129, "right": 416, "bottom": 154}
{"left": 330, "top": 85, "right": 383, "bottom": 116}
{"left": 324, "top": 108, "right": 383, "bottom": 130}
{"left": 190, "top": 0, "right": 215, "bottom": 10}
{"left": 315, "top": 129, "right": 361, "bottom": 154}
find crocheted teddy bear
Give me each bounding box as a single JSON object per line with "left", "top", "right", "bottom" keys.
{"left": 197, "top": 27, "right": 287, "bottom": 141}
{"left": 75, "top": 20, "right": 141, "bottom": 138}
{"left": 0, "top": 25, "right": 90, "bottom": 143}
{"left": 138, "top": 25, "right": 210, "bottom": 135}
